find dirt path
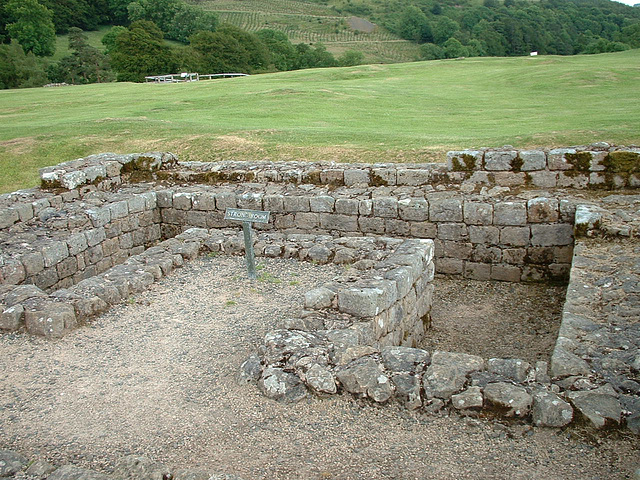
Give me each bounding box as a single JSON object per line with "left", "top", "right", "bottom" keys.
{"left": 1, "top": 256, "right": 638, "bottom": 480}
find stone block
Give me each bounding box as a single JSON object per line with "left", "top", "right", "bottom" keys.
{"left": 371, "top": 167, "right": 396, "bottom": 185}
{"left": 335, "top": 198, "right": 359, "bottom": 215}
{"left": 469, "top": 226, "right": 499, "bottom": 245}
{"left": 359, "top": 216, "right": 385, "bottom": 234}
{"left": 215, "top": 192, "right": 236, "bottom": 210}
{"left": 295, "top": 212, "right": 319, "bottom": 230}
{"left": 500, "top": 226, "right": 530, "bottom": 247}
{"left": 494, "top": 172, "right": 526, "bottom": 187}
{"left": 237, "top": 192, "right": 263, "bottom": 210}
{"left": 61, "top": 170, "right": 87, "bottom": 189}
{"left": 484, "top": 382, "right": 532, "bottom": 417}
{"left": 283, "top": 196, "right": 310, "bottom": 213}
{"left": 527, "top": 197, "right": 559, "bottom": 223}
{"left": 442, "top": 241, "right": 472, "bottom": 260}
{"left": 471, "top": 245, "right": 501, "bottom": 263}
{"left": 447, "top": 150, "right": 483, "bottom": 171}
{"left": 451, "top": 386, "right": 484, "bottom": 410}
{"left": 344, "top": 169, "right": 370, "bottom": 186}
{"left": 127, "top": 195, "right": 146, "bottom": 213}
{"left": 86, "top": 207, "right": 111, "bottom": 227}
{"left": 464, "top": 201, "right": 493, "bottom": 225}
{"left": 494, "top": 201, "right": 527, "bottom": 226}
{"left": 520, "top": 150, "right": 547, "bottom": 171}
{"left": 588, "top": 151, "right": 608, "bottom": 172}
{"left": 42, "top": 241, "right": 69, "bottom": 267}
{"left": 485, "top": 150, "right": 518, "bottom": 171}
{"left": 436, "top": 258, "right": 463, "bottom": 275}
{"left": 528, "top": 171, "right": 558, "bottom": 188}
{"left": 338, "top": 284, "right": 393, "bottom": 318}
{"left": 530, "top": 224, "right": 573, "bottom": 246}
{"left": 310, "top": 195, "right": 335, "bottom": 213}
{"left": 490, "top": 264, "right": 521, "bottom": 282}
{"left": 0, "top": 207, "right": 19, "bottom": 229}
{"left": 85, "top": 227, "right": 106, "bottom": 247}
{"left": 410, "top": 222, "right": 437, "bottom": 238}
{"left": 263, "top": 194, "right": 284, "bottom": 212}
{"left": 567, "top": 387, "right": 621, "bottom": 428}
{"left": 24, "top": 301, "right": 77, "bottom": 338}
{"left": 398, "top": 198, "right": 428, "bottom": 222}
{"left": 487, "top": 358, "right": 531, "bottom": 383}
{"left": 320, "top": 169, "right": 343, "bottom": 185}
{"left": 21, "top": 252, "right": 45, "bottom": 276}
{"left": 547, "top": 148, "right": 576, "bottom": 170}
{"left": 429, "top": 197, "right": 463, "bottom": 222}
{"left": 192, "top": 192, "right": 217, "bottom": 211}
{"left": 319, "top": 213, "right": 358, "bottom": 232}
{"left": 532, "top": 390, "right": 573, "bottom": 427}
{"left": 385, "top": 218, "right": 410, "bottom": 235}
{"left": 392, "top": 373, "right": 422, "bottom": 409}
{"left": 397, "top": 169, "right": 430, "bottom": 186}
{"left": 109, "top": 200, "right": 129, "bottom": 219}
{"left": 382, "top": 346, "right": 430, "bottom": 373}
{"left": 0, "top": 304, "right": 24, "bottom": 331}
{"left": 464, "top": 262, "right": 491, "bottom": 280}
{"left": 557, "top": 173, "right": 589, "bottom": 189}
{"left": 383, "top": 266, "right": 415, "bottom": 298}
{"left": 15, "top": 202, "right": 34, "bottom": 222}
{"left": 438, "top": 223, "right": 468, "bottom": 241}
{"left": 56, "top": 256, "right": 78, "bottom": 279}
{"left": 373, "top": 197, "right": 398, "bottom": 218}
{"left": 304, "top": 287, "right": 335, "bottom": 310}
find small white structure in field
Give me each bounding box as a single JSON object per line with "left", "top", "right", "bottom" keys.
{"left": 530, "top": 51, "right": 538, "bottom": 56}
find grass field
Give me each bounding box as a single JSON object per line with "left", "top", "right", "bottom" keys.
{"left": 1, "top": 50, "right": 639, "bottom": 193}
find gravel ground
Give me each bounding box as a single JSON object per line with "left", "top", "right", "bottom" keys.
{"left": 1, "top": 255, "right": 638, "bottom": 480}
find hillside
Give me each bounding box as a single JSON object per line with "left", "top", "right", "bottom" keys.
{"left": 1, "top": 50, "right": 639, "bottom": 193}
{"left": 186, "top": 0, "right": 420, "bottom": 63}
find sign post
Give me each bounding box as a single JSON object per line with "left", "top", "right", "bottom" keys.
{"left": 224, "top": 208, "right": 270, "bottom": 280}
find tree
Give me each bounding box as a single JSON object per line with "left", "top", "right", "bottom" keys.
{"left": 101, "top": 25, "right": 128, "bottom": 55}
{"left": 419, "top": 43, "right": 445, "bottom": 60}
{"left": 5, "top": 0, "right": 56, "bottom": 56}
{"left": 109, "top": 20, "right": 178, "bottom": 82}
{"left": 40, "top": 0, "right": 110, "bottom": 33}
{"left": 0, "top": 40, "right": 49, "bottom": 88}
{"left": 56, "top": 27, "right": 113, "bottom": 84}
{"left": 396, "top": 6, "right": 433, "bottom": 43}
{"left": 443, "top": 37, "right": 469, "bottom": 58}
{"left": 257, "top": 29, "right": 298, "bottom": 71}
{"left": 432, "top": 16, "right": 459, "bottom": 45}
{"left": 338, "top": 49, "right": 364, "bottom": 67}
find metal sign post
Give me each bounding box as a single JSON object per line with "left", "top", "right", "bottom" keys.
{"left": 224, "top": 208, "right": 270, "bottom": 280}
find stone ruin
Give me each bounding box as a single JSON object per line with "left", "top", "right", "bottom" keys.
{"left": 0, "top": 145, "right": 639, "bottom": 435}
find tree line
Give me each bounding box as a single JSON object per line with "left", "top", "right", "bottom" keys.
{"left": 321, "top": 0, "right": 640, "bottom": 59}
{"left": 0, "top": 0, "right": 364, "bottom": 89}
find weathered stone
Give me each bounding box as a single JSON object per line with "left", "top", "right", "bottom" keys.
{"left": 24, "top": 301, "right": 77, "bottom": 338}
{"left": 431, "top": 351, "right": 485, "bottom": 374}
{"left": 262, "top": 329, "right": 324, "bottom": 365}
{"left": 484, "top": 382, "right": 532, "bottom": 417}
{"left": 25, "top": 459, "right": 56, "bottom": 478}
{"left": 335, "top": 198, "right": 359, "bottom": 215}
{"left": 532, "top": 390, "right": 573, "bottom": 427}
{"left": 0, "top": 304, "right": 24, "bottom": 331}
{"left": 42, "top": 241, "right": 69, "bottom": 267}
{"left": 494, "top": 202, "right": 527, "bottom": 226}
{"left": 304, "top": 287, "right": 335, "bottom": 310}
{"left": 112, "top": 455, "right": 169, "bottom": 480}
{"left": 527, "top": 197, "right": 559, "bottom": 223}
{"left": 530, "top": 224, "right": 573, "bottom": 247}
{"left": 487, "top": 358, "right": 531, "bottom": 383}
{"left": 520, "top": 150, "right": 547, "bottom": 171}
{"left": 464, "top": 201, "right": 493, "bottom": 225}
{"left": 307, "top": 245, "right": 332, "bottom": 264}
{"left": 567, "top": 387, "right": 621, "bottom": 428}
{"left": 550, "top": 337, "right": 591, "bottom": 378}
{"left": 451, "top": 386, "right": 484, "bottom": 410}
{"left": 397, "top": 169, "right": 430, "bottom": 186}
{"left": 49, "top": 465, "right": 110, "bottom": 480}
{"left": 373, "top": 197, "right": 398, "bottom": 218}
{"left": 344, "top": 169, "right": 370, "bottom": 186}
{"left": 398, "top": 198, "right": 428, "bottom": 222}
{"left": 381, "top": 346, "right": 430, "bottom": 373}
{"left": 309, "top": 195, "right": 335, "bottom": 213}
{"left": 447, "top": 150, "right": 483, "bottom": 171}
{"left": 485, "top": 150, "right": 518, "bottom": 171}
{"left": 258, "top": 367, "right": 307, "bottom": 403}
{"left": 304, "top": 363, "right": 337, "bottom": 394}
{"left": 0, "top": 207, "right": 19, "bottom": 228}
{"left": 0, "top": 449, "right": 28, "bottom": 476}
{"left": 238, "top": 353, "right": 263, "bottom": 384}
{"left": 429, "top": 197, "right": 463, "bottom": 222}
{"left": 423, "top": 363, "right": 468, "bottom": 400}
{"left": 391, "top": 373, "right": 422, "bottom": 409}
{"left": 336, "top": 357, "right": 393, "bottom": 403}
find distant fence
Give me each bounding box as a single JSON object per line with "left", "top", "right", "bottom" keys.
{"left": 144, "top": 73, "right": 249, "bottom": 83}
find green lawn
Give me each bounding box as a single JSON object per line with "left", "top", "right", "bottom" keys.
{"left": 1, "top": 50, "right": 639, "bottom": 193}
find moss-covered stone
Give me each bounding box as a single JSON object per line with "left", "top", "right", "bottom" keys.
{"left": 370, "top": 171, "right": 389, "bottom": 187}
{"left": 451, "top": 154, "right": 477, "bottom": 172}
{"left": 510, "top": 156, "right": 524, "bottom": 173}
{"left": 602, "top": 151, "right": 640, "bottom": 188}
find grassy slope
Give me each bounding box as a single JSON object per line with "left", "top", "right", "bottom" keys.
{"left": 0, "top": 50, "right": 639, "bottom": 193}
{"left": 189, "top": 0, "right": 420, "bottom": 63}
